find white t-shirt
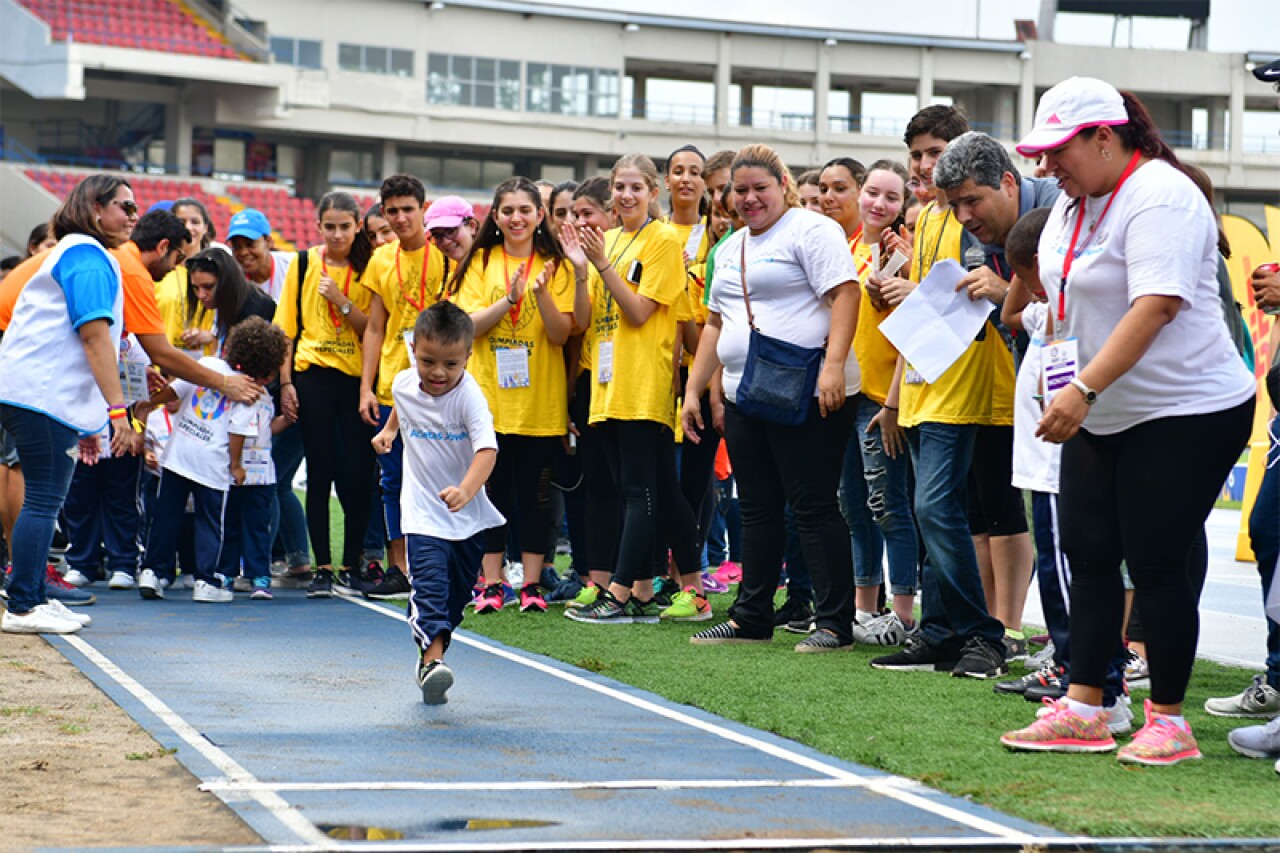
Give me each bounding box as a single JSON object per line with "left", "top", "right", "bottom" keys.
{"left": 227, "top": 390, "right": 277, "bottom": 487}
{"left": 143, "top": 406, "right": 174, "bottom": 479}
{"left": 256, "top": 250, "right": 293, "bottom": 302}
{"left": 708, "top": 207, "right": 861, "bottom": 403}
{"left": 392, "top": 368, "right": 506, "bottom": 541}
{"left": 1037, "top": 159, "right": 1254, "bottom": 435}
{"left": 1011, "top": 303, "right": 1060, "bottom": 494}
{"left": 161, "top": 357, "right": 235, "bottom": 491}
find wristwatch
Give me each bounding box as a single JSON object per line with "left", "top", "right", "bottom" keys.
{"left": 340, "top": 301, "right": 352, "bottom": 316}
{"left": 1069, "top": 377, "right": 1098, "bottom": 406}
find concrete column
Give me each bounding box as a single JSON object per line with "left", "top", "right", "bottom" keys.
{"left": 163, "top": 94, "right": 193, "bottom": 175}
{"left": 814, "top": 43, "right": 831, "bottom": 141}
{"left": 1228, "top": 64, "right": 1245, "bottom": 181}
{"left": 300, "top": 144, "right": 331, "bottom": 201}
{"left": 740, "top": 84, "right": 754, "bottom": 127}
{"left": 1208, "top": 96, "right": 1228, "bottom": 151}
{"left": 379, "top": 139, "right": 398, "bottom": 180}
{"left": 583, "top": 153, "right": 599, "bottom": 176}
{"left": 1018, "top": 51, "right": 1035, "bottom": 142}
{"left": 993, "top": 88, "right": 1016, "bottom": 140}
{"left": 844, "top": 85, "right": 863, "bottom": 134}
{"left": 631, "top": 74, "right": 646, "bottom": 119}
{"left": 916, "top": 48, "right": 933, "bottom": 107}
{"left": 715, "top": 33, "right": 731, "bottom": 135}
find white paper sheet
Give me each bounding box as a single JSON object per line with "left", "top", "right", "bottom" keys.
{"left": 877, "top": 258, "right": 992, "bottom": 385}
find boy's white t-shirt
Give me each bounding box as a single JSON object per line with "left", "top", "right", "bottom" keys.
{"left": 162, "top": 356, "right": 235, "bottom": 491}
{"left": 143, "top": 406, "right": 174, "bottom": 478}
{"left": 1011, "top": 303, "right": 1061, "bottom": 494}
{"left": 392, "top": 368, "right": 506, "bottom": 541}
{"left": 707, "top": 207, "right": 861, "bottom": 403}
{"left": 1036, "top": 159, "right": 1254, "bottom": 435}
{"left": 227, "top": 389, "right": 277, "bottom": 486}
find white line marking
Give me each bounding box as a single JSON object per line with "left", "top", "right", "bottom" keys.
{"left": 59, "top": 634, "right": 332, "bottom": 849}
{"left": 202, "top": 777, "right": 861, "bottom": 794}
{"left": 341, "top": 597, "right": 1047, "bottom": 843}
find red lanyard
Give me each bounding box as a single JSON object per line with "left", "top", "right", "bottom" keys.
{"left": 397, "top": 244, "right": 430, "bottom": 311}
{"left": 321, "top": 249, "right": 353, "bottom": 330}
{"left": 1058, "top": 149, "right": 1142, "bottom": 323}
{"left": 502, "top": 248, "right": 533, "bottom": 326}
{"left": 849, "top": 228, "right": 871, "bottom": 281}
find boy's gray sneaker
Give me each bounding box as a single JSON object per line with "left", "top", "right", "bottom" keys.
{"left": 1228, "top": 716, "right": 1280, "bottom": 759}
{"left": 1205, "top": 675, "right": 1280, "bottom": 719}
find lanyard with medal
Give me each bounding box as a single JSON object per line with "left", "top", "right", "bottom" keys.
{"left": 1041, "top": 149, "right": 1142, "bottom": 405}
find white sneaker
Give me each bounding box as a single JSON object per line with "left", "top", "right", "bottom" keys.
{"left": 851, "top": 611, "right": 913, "bottom": 646}
{"left": 2, "top": 606, "right": 81, "bottom": 634}
{"left": 42, "top": 599, "right": 91, "bottom": 626}
{"left": 176, "top": 573, "right": 195, "bottom": 589}
{"left": 193, "top": 580, "right": 232, "bottom": 603}
{"left": 138, "top": 569, "right": 167, "bottom": 600}
{"left": 1027, "top": 640, "right": 1056, "bottom": 670}
{"left": 1102, "top": 697, "right": 1135, "bottom": 735}
{"left": 62, "top": 569, "right": 94, "bottom": 587}
{"left": 107, "top": 571, "right": 135, "bottom": 590}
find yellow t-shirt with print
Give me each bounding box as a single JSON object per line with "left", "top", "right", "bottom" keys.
{"left": 898, "top": 203, "right": 1015, "bottom": 428}
{"left": 156, "top": 265, "right": 216, "bottom": 358}
{"left": 454, "top": 249, "right": 575, "bottom": 436}
{"left": 579, "top": 266, "right": 603, "bottom": 372}
{"left": 588, "top": 220, "right": 686, "bottom": 430}
{"left": 272, "top": 247, "right": 373, "bottom": 377}
{"left": 668, "top": 219, "right": 711, "bottom": 327}
{"left": 852, "top": 240, "right": 899, "bottom": 405}
{"left": 362, "top": 240, "right": 449, "bottom": 405}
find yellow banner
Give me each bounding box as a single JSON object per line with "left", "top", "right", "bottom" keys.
{"left": 1222, "top": 210, "right": 1279, "bottom": 561}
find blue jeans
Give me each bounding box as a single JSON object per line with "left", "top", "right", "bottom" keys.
{"left": 271, "top": 422, "right": 309, "bottom": 568}
{"left": 841, "top": 395, "right": 918, "bottom": 595}
{"left": 907, "top": 422, "right": 1004, "bottom": 650}
{"left": 705, "top": 475, "right": 741, "bottom": 567}
{"left": 220, "top": 484, "right": 275, "bottom": 580}
{"left": 0, "top": 405, "right": 78, "bottom": 613}
{"left": 406, "top": 532, "right": 486, "bottom": 652}
{"left": 63, "top": 454, "right": 142, "bottom": 579}
{"left": 1248, "top": 416, "right": 1280, "bottom": 691}
{"left": 143, "top": 470, "right": 227, "bottom": 585}
{"left": 376, "top": 405, "right": 404, "bottom": 542}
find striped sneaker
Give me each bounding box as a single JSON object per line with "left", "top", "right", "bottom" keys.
{"left": 1116, "top": 700, "right": 1203, "bottom": 766}
{"left": 1001, "top": 699, "right": 1117, "bottom": 753}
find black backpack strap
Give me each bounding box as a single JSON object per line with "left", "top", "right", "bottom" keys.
{"left": 292, "top": 249, "right": 308, "bottom": 371}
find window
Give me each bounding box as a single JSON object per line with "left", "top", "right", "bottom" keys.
{"left": 270, "top": 36, "right": 322, "bottom": 70}
{"left": 427, "top": 54, "right": 520, "bottom": 110}
{"left": 337, "top": 43, "right": 415, "bottom": 77}
{"left": 400, "top": 154, "right": 514, "bottom": 190}
{"left": 527, "top": 64, "right": 619, "bottom": 117}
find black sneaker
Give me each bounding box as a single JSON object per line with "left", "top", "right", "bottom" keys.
{"left": 773, "top": 596, "right": 813, "bottom": 628}
{"left": 952, "top": 635, "right": 1010, "bottom": 680}
{"left": 651, "top": 577, "right": 677, "bottom": 608}
{"left": 334, "top": 567, "right": 366, "bottom": 596}
{"left": 994, "top": 663, "right": 1065, "bottom": 696}
{"left": 361, "top": 561, "right": 386, "bottom": 592}
{"left": 417, "top": 658, "right": 454, "bottom": 705}
{"left": 1024, "top": 680, "right": 1068, "bottom": 703}
{"left": 870, "top": 636, "right": 960, "bottom": 671}
{"left": 689, "top": 621, "right": 771, "bottom": 645}
{"left": 364, "top": 569, "right": 411, "bottom": 601}
{"left": 306, "top": 570, "right": 334, "bottom": 598}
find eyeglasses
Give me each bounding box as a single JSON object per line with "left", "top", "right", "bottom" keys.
{"left": 110, "top": 199, "right": 139, "bottom": 217}
{"left": 429, "top": 226, "right": 461, "bottom": 240}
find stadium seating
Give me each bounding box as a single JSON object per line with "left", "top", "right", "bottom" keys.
{"left": 17, "top": 0, "right": 240, "bottom": 60}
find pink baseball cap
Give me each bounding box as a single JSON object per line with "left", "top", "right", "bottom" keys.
{"left": 1015, "top": 77, "right": 1128, "bottom": 157}
{"left": 424, "top": 196, "right": 474, "bottom": 230}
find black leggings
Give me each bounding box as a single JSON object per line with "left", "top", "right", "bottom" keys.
{"left": 295, "top": 365, "right": 377, "bottom": 568}
{"left": 599, "top": 419, "right": 699, "bottom": 587}
{"left": 679, "top": 389, "right": 721, "bottom": 556}
{"left": 1059, "top": 399, "right": 1253, "bottom": 705}
{"left": 484, "top": 433, "right": 556, "bottom": 557}
{"left": 967, "top": 425, "right": 1028, "bottom": 537}
{"left": 570, "top": 371, "right": 619, "bottom": 575}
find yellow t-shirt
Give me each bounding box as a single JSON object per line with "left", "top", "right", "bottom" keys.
{"left": 579, "top": 266, "right": 603, "bottom": 372}
{"left": 852, "top": 240, "right": 899, "bottom": 405}
{"left": 155, "top": 265, "right": 216, "bottom": 358}
{"left": 454, "top": 248, "right": 575, "bottom": 436}
{"left": 668, "top": 219, "right": 711, "bottom": 327}
{"left": 898, "top": 203, "right": 1015, "bottom": 427}
{"left": 362, "top": 240, "right": 449, "bottom": 405}
{"left": 588, "top": 220, "right": 686, "bottom": 429}
{"left": 273, "top": 247, "right": 373, "bottom": 376}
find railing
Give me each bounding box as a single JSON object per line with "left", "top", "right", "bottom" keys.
{"left": 623, "top": 100, "right": 717, "bottom": 125}
{"left": 0, "top": 137, "right": 46, "bottom": 165}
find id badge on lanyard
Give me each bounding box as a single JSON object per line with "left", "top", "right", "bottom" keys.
{"left": 496, "top": 346, "right": 531, "bottom": 389}
{"left": 241, "top": 448, "right": 272, "bottom": 486}
{"left": 1041, "top": 337, "right": 1079, "bottom": 405}
{"left": 597, "top": 340, "right": 614, "bottom": 383}
{"left": 119, "top": 338, "right": 148, "bottom": 404}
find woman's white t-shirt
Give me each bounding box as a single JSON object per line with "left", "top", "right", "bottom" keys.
{"left": 1036, "top": 158, "right": 1254, "bottom": 435}
{"left": 1012, "top": 303, "right": 1061, "bottom": 494}
{"left": 707, "top": 207, "right": 861, "bottom": 403}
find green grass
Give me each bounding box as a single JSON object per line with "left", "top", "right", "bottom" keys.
{"left": 323, "top": 499, "right": 1278, "bottom": 837}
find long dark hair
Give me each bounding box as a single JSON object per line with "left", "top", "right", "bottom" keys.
{"left": 317, "top": 191, "right": 373, "bottom": 275}
{"left": 171, "top": 197, "right": 215, "bottom": 250}
{"left": 185, "top": 248, "right": 254, "bottom": 341}
{"left": 447, "top": 177, "right": 563, "bottom": 296}
{"left": 1081, "top": 91, "right": 1181, "bottom": 170}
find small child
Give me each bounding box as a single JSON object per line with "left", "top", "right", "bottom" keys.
{"left": 373, "top": 301, "right": 505, "bottom": 705}
{"left": 221, "top": 318, "right": 292, "bottom": 600}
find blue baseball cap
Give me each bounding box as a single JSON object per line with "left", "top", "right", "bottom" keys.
{"left": 226, "top": 208, "right": 272, "bottom": 241}
{"left": 148, "top": 200, "right": 174, "bottom": 213}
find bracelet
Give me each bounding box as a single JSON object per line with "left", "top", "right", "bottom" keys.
{"left": 108, "top": 404, "right": 128, "bottom": 420}
{"left": 281, "top": 381, "right": 294, "bottom": 388}
{"left": 505, "top": 293, "right": 518, "bottom": 306}
{"left": 884, "top": 405, "right": 899, "bottom": 412}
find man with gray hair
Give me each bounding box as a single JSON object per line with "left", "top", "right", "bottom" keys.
{"left": 932, "top": 130, "right": 1059, "bottom": 665}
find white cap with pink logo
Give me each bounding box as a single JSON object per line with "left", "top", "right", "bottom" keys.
{"left": 1015, "top": 77, "right": 1129, "bottom": 157}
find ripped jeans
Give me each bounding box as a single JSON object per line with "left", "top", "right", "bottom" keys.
{"left": 839, "top": 394, "right": 919, "bottom": 596}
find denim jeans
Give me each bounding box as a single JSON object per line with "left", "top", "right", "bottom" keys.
{"left": 841, "top": 395, "right": 918, "bottom": 595}
{"left": 271, "top": 422, "right": 309, "bottom": 568}
{"left": 220, "top": 484, "right": 275, "bottom": 580}
{"left": 143, "top": 469, "right": 227, "bottom": 585}
{"left": 0, "top": 405, "right": 78, "bottom": 613}
{"left": 64, "top": 454, "right": 142, "bottom": 579}
{"left": 907, "top": 422, "right": 1004, "bottom": 651}
{"left": 704, "top": 475, "right": 741, "bottom": 567}
{"left": 375, "top": 404, "right": 404, "bottom": 543}
{"left": 1248, "top": 416, "right": 1280, "bottom": 691}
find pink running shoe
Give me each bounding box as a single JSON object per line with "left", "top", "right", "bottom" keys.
{"left": 1001, "top": 698, "right": 1117, "bottom": 753}
{"left": 519, "top": 584, "right": 547, "bottom": 613}
{"left": 1117, "top": 700, "right": 1203, "bottom": 766}
{"left": 474, "top": 583, "right": 505, "bottom": 614}
{"left": 713, "top": 561, "right": 742, "bottom": 585}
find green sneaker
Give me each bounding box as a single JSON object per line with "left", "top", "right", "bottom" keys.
{"left": 565, "top": 590, "right": 631, "bottom": 624}
{"left": 659, "top": 588, "right": 713, "bottom": 622}
{"left": 625, "top": 597, "right": 661, "bottom": 624}
{"left": 564, "top": 582, "right": 600, "bottom": 611}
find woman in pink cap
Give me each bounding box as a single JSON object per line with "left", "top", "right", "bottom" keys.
{"left": 999, "top": 77, "right": 1255, "bottom": 765}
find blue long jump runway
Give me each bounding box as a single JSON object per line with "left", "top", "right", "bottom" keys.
{"left": 46, "top": 589, "right": 1073, "bottom": 851}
